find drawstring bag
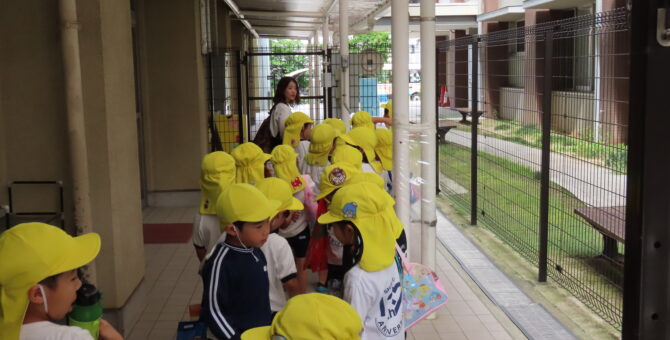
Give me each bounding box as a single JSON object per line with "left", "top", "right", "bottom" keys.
{"left": 395, "top": 244, "right": 448, "bottom": 329}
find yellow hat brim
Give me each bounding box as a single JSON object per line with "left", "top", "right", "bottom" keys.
{"left": 315, "top": 187, "right": 336, "bottom": 201}
{"left": 286, "top": 197, "right": 304, "bottom": 211}
{"left": 52, "top": 233, "right": 101, "bottom": 276}
{"left": 317, "top": 211, "right": 342, "bottom": 225}
{"left": 241, "top": 326, "right": 271, "bottom": 340}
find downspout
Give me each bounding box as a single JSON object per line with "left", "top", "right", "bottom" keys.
{"left": 59, "top": 0, "right": 97, "bottom": 283}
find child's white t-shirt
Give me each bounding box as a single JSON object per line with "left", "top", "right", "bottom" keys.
{"left": 20, "top": 321, "right": 93, "bottom": 340}
{"left": 300, "top": 161, "right": 328, "bottom": 196}
{"left": 344, "top": 263, "right": 404, "bottom": 340}
{"left": 295, "top": 140, "right": 310, "bottom": 169}
{"left": 260, "top": 233, "right": 298, "bottom": 312}
{"left": 192, "top": 213, "right": 225, "bottom": 255}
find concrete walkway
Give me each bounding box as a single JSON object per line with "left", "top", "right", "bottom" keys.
{"left": 444, "top": 129, "right": 627, "bottom": 207}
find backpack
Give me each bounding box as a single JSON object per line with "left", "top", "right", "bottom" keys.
{"left": 252, "top": 103, "right": 282, "bottom": 153}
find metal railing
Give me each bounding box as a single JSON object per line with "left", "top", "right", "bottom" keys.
{"left": 437, "top": 8, "right": 629, "bottom": 329}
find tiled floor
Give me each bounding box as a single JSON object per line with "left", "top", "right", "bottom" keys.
{"left": 127, "top": 206, "right": 526, "bottom": 340}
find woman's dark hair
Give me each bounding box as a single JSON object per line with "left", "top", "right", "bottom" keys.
{"left": 273, "top": 77, "right": 301, "bottom": 105}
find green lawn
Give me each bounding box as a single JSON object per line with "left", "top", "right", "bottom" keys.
{"left": 438, "top": 141, "right": 624, "bottom": 328}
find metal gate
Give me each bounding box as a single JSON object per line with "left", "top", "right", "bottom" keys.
{"left": 206, "top": 49, "right": 244, "bottom": 153}
{"left": 245, "top": 44, "right": 328, "bottom": 140}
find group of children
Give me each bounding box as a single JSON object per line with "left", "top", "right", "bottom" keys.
{"left": 189, "top": 76, "right": 407, "bottom": 339}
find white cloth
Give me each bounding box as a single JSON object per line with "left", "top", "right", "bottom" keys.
{"left": 269, "top": 103, "right": 292, "bottom": 139}
{"left": 326, "top": 229, "right": 344, "bottom": 265}
{"left": 261, "top": 233, "right": 298, "bottom": 312}
{"left": 295, "top": 140, "right": 310, "bottom": 170}
{"left": 20, "top": 321, "right": 94, "bottom": 340}
{"left": 278, "top": 189, "right": 308, "bottom": 238}
{"left": 362, "top": 163, "right": 392, "bottom": 194}
{"left": 192, "top": 213, "right": 225, "bottom": 255}
{"left": 300, "top": 162, "right": 328, "bottom": 197}
{"left": 344, "top": 264, "right": 404, "bottom": 340}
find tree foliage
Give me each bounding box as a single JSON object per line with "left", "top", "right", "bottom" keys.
{"left": 269, "top": 40, "right": 309, "bottom": 90}
{"left": 349, "top": 32, "right": 392, "bottom": 63}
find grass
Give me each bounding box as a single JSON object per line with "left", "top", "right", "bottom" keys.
{"left": 438, "top": 142, "right": 624, "bottom": 328}
{"left": 465, "top": 119, "right": 629, "bottom": 174}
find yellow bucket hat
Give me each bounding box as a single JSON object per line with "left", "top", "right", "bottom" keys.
{"left": 0, "top": 223, "right": 101, "bottom": 340}
{"left": 254, "top": 178, "right": 304, "bottom": 213}
{"left": 305, "top": 124, "right": 337, "bottom": 167}
{"left": 383, "top": 100, "right": 393, "bottom": 119}
{"left": 216, "top": 183, "right": 281, "bottom": 228}
{"left": 351, "top": 111, "right": 375, "bottom": 130}
{"left": 316, "top": 163, "right": 361, "bottom": 201}
{"left": 374, "top": 129, "right": 393, "bottom": 171}
{"left": 323, "top": 118, "right": 347, "bottom": 135}
{"left": 271, "top": 145, "right": 306, "bottom": 193}
{"left": 349, "top": 172, "right": 386, "bottom": 191}
{"left": 283, "top": 112, "right": 314, "bottom": 147}
{"left": 330, "top": 144, "right": 363, "bottom": 170}
{"left": 199, "top": 151, "right": 236, "bottom": 215}
{"left": 241, "top": 293, "right": 362, "bottom": 340}
{"left": 339, "top": 127, "right": 383, "bottom": 173}
{"left": 318, "top": 183, "right": 403, "bottom": 272}
{"left": 231, "top": 143, "right": 271, "bottom": 184}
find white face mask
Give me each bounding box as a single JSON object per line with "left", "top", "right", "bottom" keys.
{"left": 37, "top": 284, "right": 49, "bottom": 314}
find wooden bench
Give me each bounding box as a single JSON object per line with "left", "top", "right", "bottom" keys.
{"left": 437, "top": 120, "right": 458, "bottom": 144}
{"left": 454, "top": 107, "right": 485, "bottom": 125}
{"left": 574, "top": 206, "right": 626, "bottom": 262}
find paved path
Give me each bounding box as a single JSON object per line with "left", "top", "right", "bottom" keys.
{"left": 444, "top": 129, "right": 627, "bottom": 207}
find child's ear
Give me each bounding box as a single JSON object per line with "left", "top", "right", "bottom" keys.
{"left": 27, "top": 285, "right": 45, "bottom": 304}
{"left": 224, "top": 224, "right": 238, "bottom": 236}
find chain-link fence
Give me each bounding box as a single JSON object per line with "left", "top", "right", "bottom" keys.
{"left": 437, "top": 8, "right": 629, "bottom": 329}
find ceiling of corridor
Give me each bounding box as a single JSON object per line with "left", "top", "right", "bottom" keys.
{"left": 233, "top": 0, "right": 390, "bottom": 38}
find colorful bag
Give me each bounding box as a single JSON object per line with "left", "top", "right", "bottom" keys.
{"left": 395, "top": 244, "right": 448, "bottom": 329}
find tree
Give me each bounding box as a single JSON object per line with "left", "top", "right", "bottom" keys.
{"left": 269, "top": 40, "right": 309, "bottom": 90}
{"left": 348, "top": 32, "right": 392, "bottom": 63}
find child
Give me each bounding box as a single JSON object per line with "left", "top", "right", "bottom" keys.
{"left": 330, "top": 144, "right": 363, "bottom": 170}
{"left": 254, "top": 178, "right": 305, "bottom": 313}
{"left": 340, "top": 127, "right": 384, "bottom": 174}
{"left": 306, "top": 163, "right": 361, "bottom": 295}
{"left": 193, "top": 151, "right": 236, "bottom": 261}
{"left": 0, "top": 222, "right": 123, "bottom": 340}
{"left": 270, "top": 145, "right": 317, "bottom": 292}
{"left": 241, "top": 293, "right": 363, "bottom": 340}
{"left": 374, "top": 129, "right": 393, "bottom": 193}
{"left": 323, "top": 117, "right": 347, "bottom": 135}
{"left": 302, "top": 123, "right": 338, "bottom": 194}
{"left": 201, "top": 183, "right": 281, "bottom": 339}
{"left": 351, "top": 111, "right": 375, "bottom": 130}
{"left": 231, "top": 142, "right": 272, "bottom": 184}
{"left": 318, "top": 183, "right": 405, "bottom": 340}
{"left": 283, "top": 112, "right": 314, "bottom": 167}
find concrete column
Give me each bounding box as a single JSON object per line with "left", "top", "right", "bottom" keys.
{"left": 392, "top": 0, "right": 411, "bottom": 252}
{"left": 339, "top": 0, "right": 350, "bottom": 127}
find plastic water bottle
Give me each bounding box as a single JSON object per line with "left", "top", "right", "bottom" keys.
{"left": 68, "top": 283, "right": 103, "bottom": 339}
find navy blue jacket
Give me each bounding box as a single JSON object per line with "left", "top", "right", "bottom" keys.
{"left": 200, "top": 242, "right": 272, "bottom": 340}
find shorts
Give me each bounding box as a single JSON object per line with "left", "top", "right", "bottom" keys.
{"left": 286, "top": 227, "right": 310, "bottom": 258}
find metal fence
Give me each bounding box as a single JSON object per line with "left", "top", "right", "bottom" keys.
{"left": 245, "top": 43, "right": 326, "bottom": 140}
{"left": 206, "top": 49, "right": 244, "bottom": 152}
{"left": 437, "top": 8, "right": 629, "bottom": 329}
{"left": 329, "top": 43, "right": 423, "bottom": 122}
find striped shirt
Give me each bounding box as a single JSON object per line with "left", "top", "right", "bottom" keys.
{"left": 200, "top": 242, "right": 272, "bottom": 339}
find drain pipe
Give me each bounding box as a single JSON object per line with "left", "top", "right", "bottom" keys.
{"left": 59, "top": 0, "right": 97, "bottom": 283}
{"left": 392, "top": 0, "right": 411, "bottom": 254}
{"left": 339, "top": 0, "right": 351, "bottom": 129}
{"left": 420, "top": 0, "right": 437, "bottom": 281}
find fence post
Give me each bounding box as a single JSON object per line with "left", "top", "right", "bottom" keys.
{"left": 435, "top": 46, "right": 441, "bottom": 196}
{"left": 236, "top": 51, "right": 244, "bottom": 145}
{"left": 470, "top": 37, "right": 479, "bottom": 226}
{"left": 539, "top": 30, "right": 553, "bottom": 283}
